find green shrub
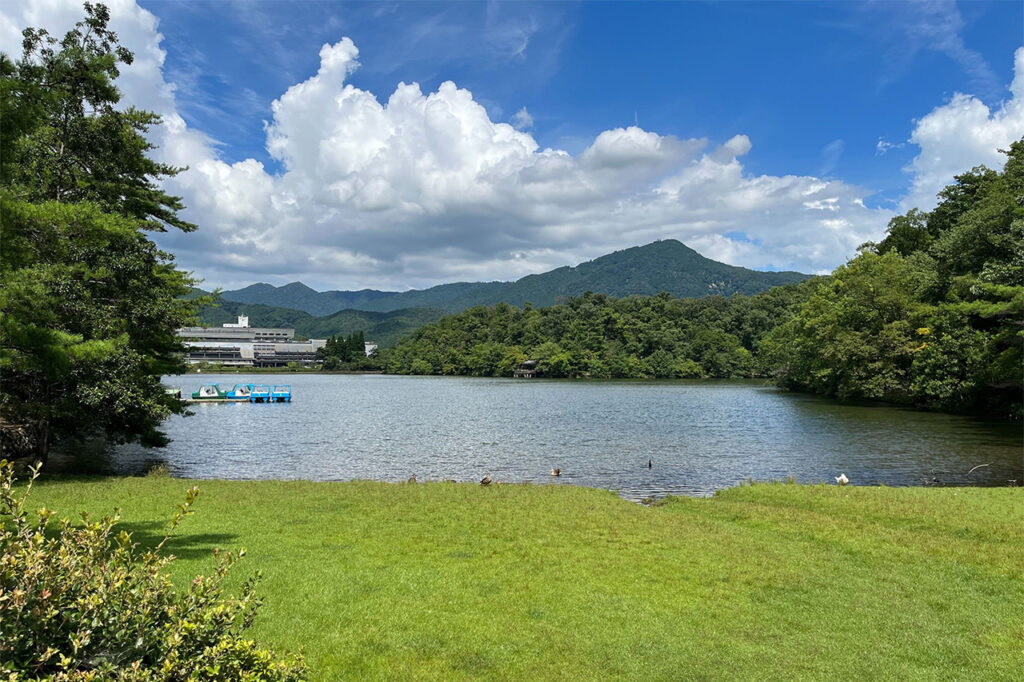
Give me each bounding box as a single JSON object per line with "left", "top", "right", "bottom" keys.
{"left": 0, "top": 461, "right": 306, "bottom": 681}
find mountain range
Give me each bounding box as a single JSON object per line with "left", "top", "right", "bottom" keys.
{"left": 218, "top": 240, "right": 810, "bottom": 316}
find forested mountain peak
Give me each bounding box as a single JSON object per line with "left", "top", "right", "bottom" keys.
{"left": 218, "top": 240, "right": 810, "bottom": 315}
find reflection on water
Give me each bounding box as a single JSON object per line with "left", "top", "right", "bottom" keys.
{"left": 51, "top": 374, "right": 1023, "bottom": 500}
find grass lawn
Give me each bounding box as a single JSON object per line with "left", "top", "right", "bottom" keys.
{"left": 22, "top": 476, "right": 1024, "bottom": 680}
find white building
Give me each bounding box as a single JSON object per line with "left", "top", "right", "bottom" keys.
{"left": 222, "top": 315, "right": 249, "bottom": 328}
{"left": 177, "top": 316, "right": 325, "bottom": 366}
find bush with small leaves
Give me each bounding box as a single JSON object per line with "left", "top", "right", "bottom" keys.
{"left": 0, "top": 461, "right": 306, "bottom": 681}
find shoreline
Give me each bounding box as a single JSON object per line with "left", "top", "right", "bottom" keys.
{"left": 28, "top": 468, "right": 1024, "bottom": 502}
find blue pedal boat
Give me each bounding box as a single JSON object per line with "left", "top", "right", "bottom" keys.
{"left": 189, "top": 383, "right": 249, "bottom": 403}
{"left": 271, "top": 385, "right": 292, "bottom": 402}
{"left": 250, "top": 385, "right": 271, "bottom": 403}
{"left": 226, "top": 383, "right": 253, "bottom": 399}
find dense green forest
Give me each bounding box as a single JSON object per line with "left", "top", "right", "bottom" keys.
{"left": 383, "top": 284, "right": 814, "bottom": 379}
{"left": 219, "top": 239, "right": 810, "bottom": 315}
{"left": 384, "top": 142, "right": 1023, "bottom": 419}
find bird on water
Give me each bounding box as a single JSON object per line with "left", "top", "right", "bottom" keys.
{"left": 550, "top": 468, "right": 561, "bottom": 477}
{"left": 648, "top": 459, "right": 652, "bottom": 469}
{"left": 835, "top": 473, "right": 849, "bottom": 486}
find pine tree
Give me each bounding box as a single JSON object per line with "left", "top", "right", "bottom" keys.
{"left": 1, "top": 4, "right": 197, "bottom": 459}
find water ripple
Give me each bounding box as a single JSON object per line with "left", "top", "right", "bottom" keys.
{"left": 50, "top": 374, "right": 1024, "bottom": 500}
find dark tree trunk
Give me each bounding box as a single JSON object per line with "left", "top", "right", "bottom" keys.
{"left": 33, "top": 420, "right": 49, "bottom": 468}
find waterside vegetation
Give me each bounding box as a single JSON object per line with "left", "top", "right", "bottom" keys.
{"left": 383, "top": 285, "right": 809, "bottom": 380}
{"left": 766, "top": 143, "right": 1023, "bottom": 418}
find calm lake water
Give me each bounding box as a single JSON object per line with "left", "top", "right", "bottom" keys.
{"left": 53, "top": 374, "right": 1023, "bottom": 500}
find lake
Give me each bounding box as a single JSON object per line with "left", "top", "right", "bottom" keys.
{"left": 52, "top": 374, "right": 1023, "bottom": 500}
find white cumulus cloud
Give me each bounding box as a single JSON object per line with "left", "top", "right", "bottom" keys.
{"left": 6, "top": 1, "right": 1017, "bottom": 291}
{"left": 903, "top": 47, "right": 1024, "bottom": 211}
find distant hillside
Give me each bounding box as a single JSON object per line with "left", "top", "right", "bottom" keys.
{"left": 221, "top": 281, "right": 509, "bottom": 317}
{"left": 217, "top": 282, "right": 405, "bottom": 317}
{"left": 220, "top": 240, "right": 810, "bottom": 315}
{"left": 194, "top": 297, "right": 445, "bottom": 348}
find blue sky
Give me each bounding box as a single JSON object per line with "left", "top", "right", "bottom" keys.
{"left": 3, "top": 0, "right": 1021, "bottom": 289}
{"left": 144, "top": 0, "right": 1022, "bottom": 211}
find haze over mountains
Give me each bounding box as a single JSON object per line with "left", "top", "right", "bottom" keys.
{"left": 219, "top": 240, "right": 810, "bottom": 316}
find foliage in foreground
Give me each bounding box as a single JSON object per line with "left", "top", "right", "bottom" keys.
{"left": 0, "top": 462, "right": 305, "bottom": 681}
{"left": 0, "top": 3, "right": 197, "bottom": 459}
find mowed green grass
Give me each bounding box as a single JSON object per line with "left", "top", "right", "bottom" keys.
{"left": 23, "top": 476, "right": 1024, "bottom": 680}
